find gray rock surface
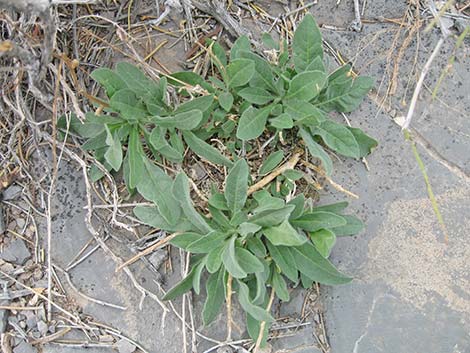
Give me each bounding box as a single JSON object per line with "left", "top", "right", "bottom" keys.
{"left": 13, "top": 341, "right": 36, "bottom": 353}
{"left": 313, "top": 2, "right": 470, "bottom": 352}
{"left": 0, "top": 239, "right": 31, "bottom": 265}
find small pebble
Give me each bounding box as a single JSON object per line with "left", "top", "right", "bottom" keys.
{"left": 116, "top": 338, "right": 136, "bottom": 353}
{"left": 16, "top": 218, "right": 26, "bottom": 229}
{"left": 37, "top": 320, "right": 48, "bottom": 336}
{"left": 2, "top": 185, "right": 22, "bottom": 201}
{"left": 0, "top": 239, "right": 31, "bottom": 265}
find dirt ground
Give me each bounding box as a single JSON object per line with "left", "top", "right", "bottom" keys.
{"left": 1, "top": 1, "right": 469, "bottom": 353}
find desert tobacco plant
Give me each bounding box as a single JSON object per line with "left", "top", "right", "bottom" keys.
{"left": 64, "top": 13, "right": 377, "bottom": 347}
{"left": 133, "top": 159, "right": 363, "bottom": 344}
{"left": 63, "top": 62, "right": 231, "bottom": 187}
{"left": 170, "top": 14, "right": 377, "bottom": 174}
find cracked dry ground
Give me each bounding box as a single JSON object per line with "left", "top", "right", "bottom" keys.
{"left": 1, "top": 1, "right": 469, "bottom": 353}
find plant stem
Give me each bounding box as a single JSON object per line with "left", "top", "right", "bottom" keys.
{"left": 248, "top": 150, "right": 303, "bottom": 195}
{"left": 226, "top": 274, "right": 233, "bottom": 341}
{"left": 254, "top": 288, "right": 276, "bottom": 352}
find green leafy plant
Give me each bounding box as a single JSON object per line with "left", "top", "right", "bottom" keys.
{"left": 170, "top": 14, "right": 377, "bottom": 174}
{"left": 133, "top": 159, "right": 363, "bottom": 344}
{"left": 62, "top": 62, "right": 232, "bottom": 189}
{"left": 64, "top": 13, "right": 377, "bottom": 348}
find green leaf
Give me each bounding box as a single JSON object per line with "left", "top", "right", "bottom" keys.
{"left": 293, "top": 14, "right": 323, "bottom": 72}
{"left": 238, "top": 87, "right": 275, "bottom": 105}
{"left": 206, "top": 245, "right": 224, "bottom": 273}
{"left": 253, "top": 190, "right": 284, "bottom": 213}
{"left": 109, "top": 89, "right": 147, "bottom": 121}
{"left": 250, "top": 205, "right": 295, "bottom": 227}
{"left": 259, "top": 150, "right": 284, "bottom": 175}
{"left": 237, "top": 280, "right": 274, "bottom": 322}
{"left": 149, "top": 127, "right": 183, "bottom": 162}
{"left": 168, "top": 71, "right": 213, "bottom": 92}
{"left": 208, "top": 40, "right": 227, "bottom": 69}
{"left": 313, "top": 120, "right": 360, "bottom": 158}
{"left": 283, "top": 169, "right": 304, "bottom": 181}
{"left": 271, "top": 269, "right": 289, "bottom": 301}
{"left": 226, "top": 59, "right": 255, "bottom": 88}
{"left": 312, "top": 201, "right": 349, "bottom": 213}
{"left": 238, "top": 222, "right": 262, "bottom": 236}
{"left": 236, "top": 247, "right": 264, "bottom": 273}
{"left": 270, "top": 113, "right": 294, "bottom": 129}
{"left": 284, "top": 100, "right": 326, "bottom": 125}
{"left": 347, "top": 127, "right": 378, "bottom": 157}
{"left": 169, "top": 130, "right": 185, "bottom": 154}
{"left": 136, "top": 157, "right": 181, "bottom": 225}
{"left": 175, "top": 95, "right": 215, "bottom": 115}
{"left": 162, "top": 264, "right": 198, "bottom": 300}
{"left": 222, "top": 237, "right": 247, "bottom": 279}
{"left": 287, "top": 194, "right": 305, "bottom": 220}
{"left": 61, "top": 113, "right": 117, "bottom": 139}
{"left": 236, "top": 106, "right": 270, "bottom": 140}
{"left": 127, "top": 128, "right": 144, "bottom": 189}
{"left": 230, "top": 211, "right": 248, "bottom": 227}
{"left": 209, "top": 76, "right": 226, "bottom": 90}
{"left": 300, "top": 272, "right": 314, "bottom": 289}
{"left": 299, "top": 128, "right": 333, "bottom": 176}
{"left": 285, "top": 71, "right": 327, "bottom": 101}
{"left": 318, "top": 70, "right": 374, "bottom": 112}
{"left": 183, "top": 131, "right": 233, "bottom": 168}
{"left": 186, "top": 231, "right": 228, "bottom": 254}
{"left": 261, "top": 32, "right": 279, "bottom": 50}
{"left": 203, "top": 269, "right": 225, "bottom": 325}
{"left": 115, "top": 62, "right": 159, "bottom": 98}
{"left": 208, "top": 193, "right": 229, "bottom": 210}
{"left": 91, "top": 68, "right": 127, "bottom": 97}
{"left": 246, "top": 237, "right": 267, "bottom": 257}
{"left": 209, "top": 206, "right": 232, "bottom": 230}
{"left": 170, "top": 232, "right": 203, "bottom": 250}
{"left": 253, "top": 261, "right": 270, "bottom": 304}
{"left": 230, "top": 35, "right": 251, "bottom": 60}
{"left": 263, "top": 219, "right": 307, "bottom": 246}
{"left": 172, "top": 173, "right": 213, "bottom": 233}
{"left": 224, "top": 159, "right": 249, "bottom": 214}
{"left": 104, "top": 127, "right": 122, "bottom": 172}
{"left": 266, "top": 241, "right": 298, "bottom": 282}
{"left": 153, "top": 109, "right": 203, "bottom": 130}
{"left": 305, "top": 56, "right": 326, "bottom": 73}
{"left": 292, "top": 242, "right": 351, "bottom": 285}
{"left": 291, "top": 211, "right": 346, "bottom": 232}
{"left": 238, "top": 51, "right": 277, "bottom": 93}
{"left": 247, "top": 314, "right": 269, "bottom": 347}
{"left": 134, "top": 206, "right": 193, "bottom": 232}
{"left": 332, "top": 215, "right": 364, "bottom": 236}
{"left": 192, "top": 261, "right": 206, "bottom": 295}
{"left": 310, "top": 229, "right": 336, "bottom": 257}
{"left": 90, "top": 164, "right": 105, "bottom": 182}
{"left": 219, "top": 92, "right": 233, "bottom": 112}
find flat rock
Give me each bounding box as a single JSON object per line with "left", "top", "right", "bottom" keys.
{"left": 13, "top": 341, "right": 35, "bottom": 353}
{"left": 0, "top": 239, "right": 30, "bottom": 265}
